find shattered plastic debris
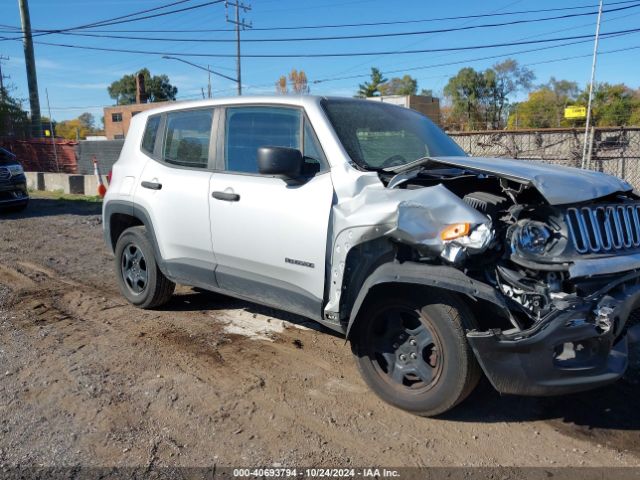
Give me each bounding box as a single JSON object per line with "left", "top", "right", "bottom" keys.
{"left": 441, "top": 223, "right": 494, "bottom": 264}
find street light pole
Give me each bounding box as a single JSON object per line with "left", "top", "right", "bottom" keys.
{"left": 45, "top": 88, "right": 59, "bottom": 173}
{"left": 581, "top": 0, "right": 604, "bottom": 169}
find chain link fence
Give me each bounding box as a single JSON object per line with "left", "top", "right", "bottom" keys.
{"left": 449, "top": 127, "right": 640, "bottom": 190}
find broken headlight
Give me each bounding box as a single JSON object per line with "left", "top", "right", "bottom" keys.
{"left": 440, "top": 222, "right": 493, "bottom": 264}
{"left": 512, "top": 221, "right": 552, "bottom": 255}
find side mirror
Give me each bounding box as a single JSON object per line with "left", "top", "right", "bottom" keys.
{"left": 257, "top": 146, "right": 303, "bottom": 179}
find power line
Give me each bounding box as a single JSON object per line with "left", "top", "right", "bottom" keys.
{"left": 1, "top": 0, "right": 194, "bottom": 41}
{"left": 38, "top": 40, "right": 640, "bottom": 107}
{"left": 27, "top": 2, "right": 639, "bottom": 44}
{"left": 310, "top": 31, "right": 636, "bottom": 84}
{"left": 0, "top": 0, "right": 224, "bottom": 41}
{"left": 2, "top": 0, "right": 638, "bottom": 34}
{"left": 272, "top": 43, "right": 640, "bottom": 92}
{"left": 176, "top": 41, "right": 640, "bottom": 95}
{"left": 24, "top": 27, "right": 640, "bottom": 58}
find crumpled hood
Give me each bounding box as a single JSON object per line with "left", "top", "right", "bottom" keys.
{"left": 432, "top": 156, "right": 633, "bottom": 205}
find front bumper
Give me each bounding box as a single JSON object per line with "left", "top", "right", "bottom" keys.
{"left": 468, "top": 280, "right": 640, "bottom": 396}
{"left": 0, "top": 179, "right": 29, "bottom": 206}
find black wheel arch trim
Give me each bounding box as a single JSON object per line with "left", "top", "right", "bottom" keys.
{"left": 345, "top": 261, "right": 512, "bottom": 339}
{"left": 103, "top": 200, "right": 167, "bottom": 276}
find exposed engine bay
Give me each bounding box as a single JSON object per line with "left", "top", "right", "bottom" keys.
{"left": 380, "top": 159, "right": 640, "bottom": 332}
{"left": 324, "top": 154, "right": 640, "bottom": 396}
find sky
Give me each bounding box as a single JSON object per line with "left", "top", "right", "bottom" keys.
{"left": 1, "top": 0, "right": 639, "bottom": 126}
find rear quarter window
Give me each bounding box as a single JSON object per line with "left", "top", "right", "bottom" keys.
{"left": 141, "top": 115, "right": 161, "bottom": 156}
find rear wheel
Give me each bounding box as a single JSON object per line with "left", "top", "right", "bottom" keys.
{"left": 115, "top": 226, "right": 175, "bottom": 308}
{"left": 352, "top": 291, "right": 481, "bottom": 416}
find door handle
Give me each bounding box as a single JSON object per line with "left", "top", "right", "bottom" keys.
{"left": 141, "top": 181, "right": 162, "bottom": 190}
{"left": 212, "top": 191, "right": 240, "bottom": 202}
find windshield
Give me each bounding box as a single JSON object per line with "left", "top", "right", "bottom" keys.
{"left": 321, "top": 98, "right": 466, "bottom": 170}
{"left": 0, "top": 147, "right": 17, "bottom": 166}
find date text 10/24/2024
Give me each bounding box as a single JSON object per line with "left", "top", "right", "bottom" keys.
{"left": 232, "top": 468, "right": 400, "bottom": 478}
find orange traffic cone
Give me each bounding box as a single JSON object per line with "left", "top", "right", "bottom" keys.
{"left": 93, "top": 156, "right": 107, "bottom": 198}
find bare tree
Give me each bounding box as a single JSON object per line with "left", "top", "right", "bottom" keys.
{"left": 275, "top": 75, "right": 288, "bottom": 94}
{"left": 276, "top": 70, "right": 310, "bottom": 95}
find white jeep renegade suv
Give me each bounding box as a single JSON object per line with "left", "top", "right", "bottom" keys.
{"left": 104, "top": 95, "right": 640, "bottom": 416}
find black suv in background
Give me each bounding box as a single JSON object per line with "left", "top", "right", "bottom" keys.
{"left": 0, "top": 147, "right": 29, "bottom": 212}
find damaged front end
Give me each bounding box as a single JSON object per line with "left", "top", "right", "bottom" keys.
{"left": 333, "top": 157, "right": 640, "bottom": 396}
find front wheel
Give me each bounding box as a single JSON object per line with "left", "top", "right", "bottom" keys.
{"left": 114, "top": 226, "right": 175, "bottom": 309}
{"left": 352, "top": 291, "right": 481, "bottom": 416}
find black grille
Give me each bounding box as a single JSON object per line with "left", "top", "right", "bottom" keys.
{"left": 566, "top": 204, "right": 640, "bottom": 254}
{"left": 0, "top": 167, "right": 10, "bottom": 181}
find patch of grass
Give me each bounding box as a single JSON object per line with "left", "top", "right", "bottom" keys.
{"left": 29, "top": 190, "right": 103, "bottom": 203}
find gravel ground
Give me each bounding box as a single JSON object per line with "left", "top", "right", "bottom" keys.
{"left": 0, "top": 195, "right": 639, "bottom": 471}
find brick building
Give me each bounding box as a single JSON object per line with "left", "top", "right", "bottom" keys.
{"left": 103, "top": 102, "right": 170, "bottom": 140}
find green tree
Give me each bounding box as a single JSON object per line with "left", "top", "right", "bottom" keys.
{"left": 630, "top": 101, "right": 640, "bottom": 126}
{"left": 578, "top": 83, "right": 640, "bottom": 127}
{"left": 379, "top": 74, "right": 418, "bottom": 96}
{"left": 78, "top": 112, "right": 95, "bottom": 130}
{"left": 545, "top": 77, "right": 580, "bottom": 127}
{"left": 507, "top": 88, "right": 558, "bottom": 129}
{"left": 485, "top": 59, "right": 535, "bottom": 128}
{"left": 444, "top": 59, "right": 534, "bottom": 130}
{"left": 443, "top": 67, "right": 487, "bottom": 130}
{"left": 0, "top": 85, "right": 30, "bottom": 138}
{"left": 507, "top": 78, "right": 581, "bottom": 129}
{"left": 357, "top": 67, "right": 387, "bottom": 97}
{"left": 55, "top": 118, "right": 89, "bottom": 140}
{"left": 107, "top": 68, "right": 177, "bottom": 105}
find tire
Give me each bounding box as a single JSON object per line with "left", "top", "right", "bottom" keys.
{"left": 11, "top": 201, "right": 28, "bottom": 212}
{"left": 114, "top": 226, "right": 175, "bottom": 309}
{"left": 352, "top": 290, "right": 481, "bottom": 417}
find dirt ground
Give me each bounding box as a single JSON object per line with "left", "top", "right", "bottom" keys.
{"left": 0, "top": 194, "right": 639, "bottom": 469}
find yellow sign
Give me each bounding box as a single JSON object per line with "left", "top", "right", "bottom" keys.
{"left": 564, "top": 106, "right": 586, "bottom": 119}
{"left": 44, "top": 129, "right": 51, "bottom": 137}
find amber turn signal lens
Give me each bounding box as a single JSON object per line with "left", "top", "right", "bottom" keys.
{"left": 440, "top": 223, "right": 470, "bottom": 241}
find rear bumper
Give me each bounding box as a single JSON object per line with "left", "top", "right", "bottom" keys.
{"left": 468, "top": 281, "right": 640, "bottom": 396}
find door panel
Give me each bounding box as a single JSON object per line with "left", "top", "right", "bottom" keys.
{"left": 209, "top": 172, "right": 333, "bottom": 318}
{"left": 137, "top": 160, "right": 213, "bottom": 266}
{"left": 134, "top": 108, "right": 216, "bottom": 284}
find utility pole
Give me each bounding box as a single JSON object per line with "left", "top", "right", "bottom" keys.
{"left": 207, "top": 64, "right": 212, "bottom": 99}
{"left": 581, "top": 0, "right": 604, "bottom": 169}
{"left": 18, "top": 0, "right": 43, "bottom": 138}
{"left": 226, "top": 0, "right": 251, "bottom": 96}
{"left": 0, "top": 55, "right": 9, "bottom": 96}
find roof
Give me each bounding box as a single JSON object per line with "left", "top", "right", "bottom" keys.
{"left": 114, "top": 95, "right": 387, "bottom": 119}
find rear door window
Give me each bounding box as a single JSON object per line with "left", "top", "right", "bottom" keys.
{"left": 162, "top": 109, "right": 213, "bottom": 168}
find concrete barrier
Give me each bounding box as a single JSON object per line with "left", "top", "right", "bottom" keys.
{"left": 26, "top": 171, "right": 109, "bottom": 196}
